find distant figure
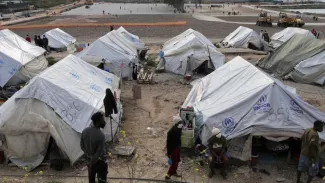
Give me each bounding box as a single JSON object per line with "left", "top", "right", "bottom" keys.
{"left": 263, "top": 31, "right": 270, "bottom": 43}
{"left": 43, "top": 35, "right": 49, "bottom": 51}
{"left": 120, "top": 6, "right": 121, "bottom": 10}
{"left": 25, "top": 35, "right": 31, "bottom": 43}
{"left": 34, "top": 35, "right": 39, "bottom": 46}
{"left": 312, "top": 29, "right": 317, "bottom": 37}
{"left": 110, "top": 25, "right": 114, "bottom": 31}
{"left": 103, "top": 10, "right": 105, "bottom": 15}
{"left": 37, "top": 35, "right": 44, "bottom": 48}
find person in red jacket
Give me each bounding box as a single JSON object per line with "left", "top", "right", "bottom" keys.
{"left": 25, "top": 35, "right": 31, "bottom": 42}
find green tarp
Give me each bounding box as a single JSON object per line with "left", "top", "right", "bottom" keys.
{"left": 258, "top": 34, "right": 325, "bottom": 76}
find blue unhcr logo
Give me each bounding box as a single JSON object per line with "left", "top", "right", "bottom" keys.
{"left": 254, "top": 94, "right": 271, "bottom": 112}
{"left": 290, "top": 100, "right": 303, "bottom": 115}
{"left": 105, "top": 77, "right": 112, "bottom": 85}
{"left": 223, "top": 117, "right": 235, "bottom": 135}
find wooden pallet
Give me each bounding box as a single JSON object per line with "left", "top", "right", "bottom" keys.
{"left": 137, "top": 72, "right": 154, "bottom": 84}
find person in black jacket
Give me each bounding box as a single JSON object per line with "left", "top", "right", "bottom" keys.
{"left": 103, "top": 88, "right": 118, "bottom": 117}
{"left": 165, "top": 120, "right": 183, "bottom": 180}
{"left": 37, "top": 35, "right": 44, "bottom": 48}
{"left": 43, "top": 35, "right": 49, "bottom": 51}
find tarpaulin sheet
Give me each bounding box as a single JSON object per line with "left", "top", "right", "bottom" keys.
{"left": 0, "top": 29, "right": 46, "bottom": 87}
{"left": 76, "top": 29, "right": 139, "bottom": 78}
{"left": 159, "top": 29, "right": 224, "bottom": 75}
{"left": 183, "top": 56, "right": 325, "bottom": 144}
{"left": 44, "top": 28, "right": 77, "bottom": 49}
{"left": 15, "top": 54, "right": 120, "bottom": 133}
{"left": 270, "top": 27, "right": 313, "bottom": 48}
{"left": 258, "top": 34, "right": 325, "bottom": 76}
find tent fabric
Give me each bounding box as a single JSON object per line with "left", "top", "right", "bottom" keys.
{"left": 221, "top": 26, "right": 268, "bottom": 50}
{"left": 0, "top": 29, "right": 47, "bottom": 87}
{"left": 183, "top": 56, "right": 325, "bottom": 145}
{"left": 43, "top": 28, "right": 77, "bottom": 49}
{"left": 116, "top": 27, "right": 145, "bottom": 50}
{"left": 258, "top": 34, "right": 325, "bottom": 79}
{"left": 158, "top": 29, "right": 225, "bottom": 75}
{"left": 288, "top": 51, "right": 325, "bottom": 85}
{"left": 76, "top": 29, "right": 139, "bottom": 78}
{"left": 270, "top": 27, "right": 313, "bottom": 48}
{"left": 0, "top": 54, "right": 122, "bottom": 170}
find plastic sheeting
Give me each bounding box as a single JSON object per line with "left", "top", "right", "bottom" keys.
{"left": 158, "top": 29, "right": 225, "bottom": 75}
{"left": 288, "top": 51, "right": 325, "bottom": 85}
{"left": 116, "top": 27, "right": 145, "bottom": 50}
{"left": 270, "top": 27, "right": 313, "bottom": 48}
{"left": 44, "top": 28, "right": 77, "bottom": 49}
{"left": 183, "top": 56, "right": 325, "bottom": 144}
{"left": 258, "top": 34, "right": 325, "bottom": 83}
{"left": 0, "top": 54, "right": 122, "bottom": 171}
{"left": 76, "top": 29, "right": 139, "bottom": 78}
{"left": 0, "top": 29, "right": 47, "bottom": 87}
{"left": 221, "top": 26, "right": 268, "bottom": 50}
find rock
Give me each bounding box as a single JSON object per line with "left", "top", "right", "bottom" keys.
{"left": 276, "top": 178, "right": 286, "bottom": 182}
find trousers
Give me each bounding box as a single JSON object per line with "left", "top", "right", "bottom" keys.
{"left": 88, "top": 160, "right": 108, "bottom": 183}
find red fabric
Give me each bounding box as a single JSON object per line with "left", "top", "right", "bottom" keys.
{"left": 25, "top": 37, "right": 31, "bottom": 42}
{"left": 168, "top": 147, "right": 180, "bottom": 176}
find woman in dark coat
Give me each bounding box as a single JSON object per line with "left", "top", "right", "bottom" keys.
{"left": 165, "top": 121, "right": 183, "bottom": 180}
{"left": 103, "top": 88, "right": 118, "bottom": 117}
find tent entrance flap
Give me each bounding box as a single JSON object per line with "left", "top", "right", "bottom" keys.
{"left": 186, "top": 57, "right": 214, "bottom": 75}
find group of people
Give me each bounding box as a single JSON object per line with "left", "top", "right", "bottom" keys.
{"left": 80, "top": 94, "right": 325, "bottom": 183}
{"left": 260, "top": 29, "right": 270, "bottom": 43}
{"left": 166, "top": 118, "right": 325, "bottom": 183}
{"left": 25, "top": 34, "right": 49, "bottom": 52}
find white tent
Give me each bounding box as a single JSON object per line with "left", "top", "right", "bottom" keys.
{"left": 116, "top": 27, "right": 145, "bottom": 50}
{"left": 0, "top": 29, "right": 47, "bottom": 87}
{"left": 183, "top": 56, "right": 325, "bottom": 146}
{"left": 43, "top": 28, "right": 77, "bottom": 53}
{"left": 157, "top": 29, "right": 225, "bottom": 75}
{"left": 270, "top": 27, "right": 313, "bottom": 48}
{"left": 221, "top": 26, "right": 268, "bottom": 50}
{"left": 0, "top": 54, "right": 122, "bottom": 170}
{"left": 76, "top": 29, "right": 139, "bottom": 78}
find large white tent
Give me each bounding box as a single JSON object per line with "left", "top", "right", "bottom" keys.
{"left": 221, "top": 26, "right": 268, "bottom": 50}
{"left": 0, "top": 29, "right": 47, "bottom": 87}
{"left": 43, "top": 28, "right": 77, "bottom": 53}
{"left": 157, "top": 29, "right": 225, "bottom": 75}
{"left": 183, "top": 56, "right": 325, "bottom": 146}
{"left": 0, "top": 54, "right": 122, "bottom": 170}
{"left": 270, "top": 27, "right": 313, "bottom": 48}
{"left": 76, "top": 29, "right": 140, "bottom": 78}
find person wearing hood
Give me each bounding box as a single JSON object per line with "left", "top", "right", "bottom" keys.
{"left": 165, "top": 119, "right": 184, "bottom": 180}
{"left": 103, "top": 88, "right": 118, "bottom": 118}
{"left": 208, "top": 127, "right": 228, "bottom": 179}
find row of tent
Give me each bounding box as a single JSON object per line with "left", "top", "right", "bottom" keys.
{"left": 0, "top": 27, "right": 144, "bottom": 88}
{"left": 1, "top": 25, "right": 325, "bottom": 169}
{"left": 219, "top": 26, "right": 325, "bottom": 85}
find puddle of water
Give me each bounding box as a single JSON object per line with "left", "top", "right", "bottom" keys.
{"left": 62, "top": 3, "right": 176, "bottom": 15}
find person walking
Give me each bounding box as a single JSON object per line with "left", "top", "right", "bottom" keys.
{"left": 80, "top": 112, "right": 108, "bottom": 183}
{"left": 37, "top": 35, "right": 44, "bottom": 48}
{"left": 165, "top": 120, "right": 183, "bottom": 180}
{"left": 297, "top": 120, "right": 324, "bottom": 183}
